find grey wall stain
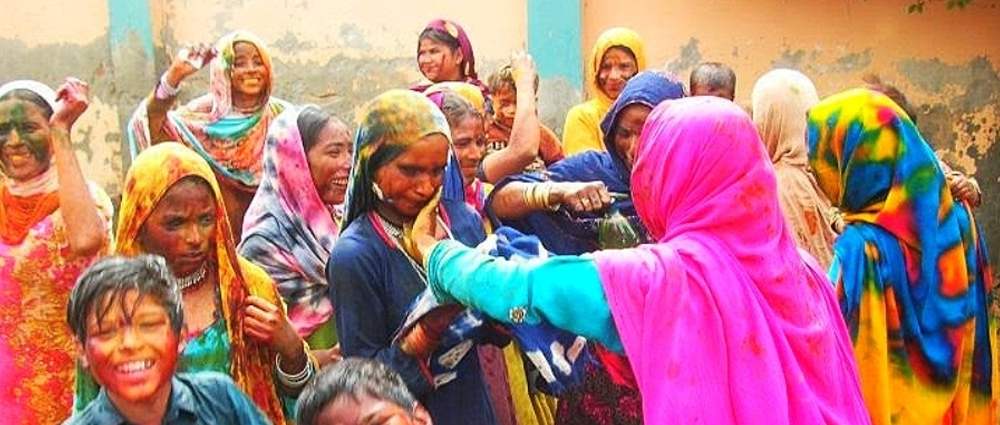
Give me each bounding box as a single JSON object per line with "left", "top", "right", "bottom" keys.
{"left": 665, "top": 37, "right": 702, "bottom": 75}
{"left": 272, "top": 54, "right": 416, "bottom": 128}
{"left": 273, "top": 31, "right": 317, "bottom": 52}
{"left": 538, "top": 76, "right": 579, "bottom": 138}
{"left": 896, "top": 56, "right": 1000, "bottom": 270}
{"left": 771, "top": 49, "right": 806, "bottom": 69}
{"left": 0, "top": 37, "right": 112, "bottom": 98}
{"left": 340, "top": 23, "right": 372, "bottom": 51}
{"left": 0, "top": 36, "right": 126, "bottom": 193}
{"left": 770, "top": 48, "right": 872, "bottom": 75}
{"left": 831, "top": 49, "right": 872, "bottom": 73}
{"left": 899, "top": 56, "right": 999, "bottom": 111}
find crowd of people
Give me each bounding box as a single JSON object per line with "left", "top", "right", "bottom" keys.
{"left": 0, "top": 17, "right": 994, "bottom": 425}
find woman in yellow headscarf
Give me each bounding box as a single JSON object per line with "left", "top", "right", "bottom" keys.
{"left": 562, "top": 28, "right": 646, "bottom": 155}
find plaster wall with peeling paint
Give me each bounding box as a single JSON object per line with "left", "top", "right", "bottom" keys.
{"left": 1, "top": 0, "right": 997, "bottom": 263}
{"left": 582, "top": 0, "right": 1000, "bottom": 269}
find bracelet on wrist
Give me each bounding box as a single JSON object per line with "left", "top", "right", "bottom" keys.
{"left": 155, "top": 73, "right": 181, "bottom": 100}
{"left": 522, "top": 182, "right": 559, "bottom": 211}
{"left": 275, "top": 349, "right": 314, "bottom": 388}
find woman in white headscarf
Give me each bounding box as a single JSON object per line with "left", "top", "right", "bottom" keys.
{"left": 0, "top": 78, "right": 112, "bottom": 423}
{"left": 750, "top": 69, "right": 837, "bottom": 268}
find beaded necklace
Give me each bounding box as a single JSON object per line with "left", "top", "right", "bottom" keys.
{"left": 175, "top": 262, "right": 208, "bottom": 291}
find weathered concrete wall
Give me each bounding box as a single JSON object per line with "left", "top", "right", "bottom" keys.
{"left": 0, "top": 0, "right": 124, "bottom": 194}
{"left": 0, "top": 0, "right": 528, "bottom": 196}
{"left": 583, "top": 0, "right": 1000, "bottom": 267}
{"left": 161, "top": 0, "right": 526, "bottom": 133}
{"left": 3, "top": 0, "right": 998, "bottom": 264}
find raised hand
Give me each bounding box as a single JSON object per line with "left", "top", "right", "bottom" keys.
{"left": 164, "top": 42, "right": 217, "bottom": 88}
{"left": 510, "top": 51, "right": 537, "bottom": 90}
{"left": 50, "top": 78, "right": 89, "bottom": 131}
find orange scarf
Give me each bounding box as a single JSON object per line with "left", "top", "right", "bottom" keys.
{"left": 0, "top": 186, "right": 59, "bottom": 245}
{"left": 116, "top": 142, "right": 291, "bottom": 424}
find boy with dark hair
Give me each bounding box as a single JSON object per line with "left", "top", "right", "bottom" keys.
{"left": 690, "top": 61, "right": 736, "bottom": 100}
{"left": 296, "top": 357, "right": 432, "bottom": 425}
{"left": 486, "top": 56, "right": 564, "bottom": 174}
{"left": 64, "top": 255, "right": 269, "bottom": 424}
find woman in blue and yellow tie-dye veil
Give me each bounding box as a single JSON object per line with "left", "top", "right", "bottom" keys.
{"left": 327, "top": 90, "right": 504, "bottom": 425}
{"left": 808, "top": 88, "right": 997, "bottom": 425}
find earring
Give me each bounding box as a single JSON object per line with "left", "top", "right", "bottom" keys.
{"left": 372, "top": 182, "right": 385, "bottom": 201}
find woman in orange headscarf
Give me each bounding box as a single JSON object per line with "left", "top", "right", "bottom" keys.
{"left": 75, "top": 142, "right": 315, "bottom": 424}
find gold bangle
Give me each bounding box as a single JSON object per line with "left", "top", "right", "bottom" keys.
{"left": 535, "top": 182, "right": 558, "bottom": 211}
{"left": 521, "top": 183, "right": 535, "bottom": 210}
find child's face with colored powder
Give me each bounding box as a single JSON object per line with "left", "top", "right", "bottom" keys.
{"left": 80, "top": 290, "right": 181, "bottom": 409}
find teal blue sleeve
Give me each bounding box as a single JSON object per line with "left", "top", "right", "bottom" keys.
{"left": 426, "top": 240, "right": 623, "bottom": 352}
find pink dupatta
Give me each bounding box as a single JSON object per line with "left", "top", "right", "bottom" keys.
{"left": 591, "top": 96, "right": 870, "bottom": 424}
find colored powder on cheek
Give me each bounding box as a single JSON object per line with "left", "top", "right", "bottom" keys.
{"left": 7, "top": 103, "right": 52, "bottom": 164}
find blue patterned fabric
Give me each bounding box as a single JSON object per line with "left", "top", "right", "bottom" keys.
{"left": 403, "top": 226, "right": 593, "bottom": 395}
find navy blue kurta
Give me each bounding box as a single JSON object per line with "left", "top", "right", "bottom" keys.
{"left": 327, "top": 198, "right": 498, "bottom": 425}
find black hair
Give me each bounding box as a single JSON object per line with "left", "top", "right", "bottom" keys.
{"left": 297, "top": 105, "right": 333, "bottom": 153}
{"left": 0, "top": 89, "right": 54, "bottom": 119}
{"left": 436, "top": 90, "right": 483, "bottom": 130}
{"left": 418, "top": 27, "right": 461, "bottom": 53}
{"left": 66, "top": 255, "right": 185, "bottom": 344}
{"left": 296, "top": 358, "right": 417, "bottom": 425}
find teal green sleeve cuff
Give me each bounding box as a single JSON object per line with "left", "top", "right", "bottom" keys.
{"left": 427, "top": 240, "right": 623, "bottom": 352}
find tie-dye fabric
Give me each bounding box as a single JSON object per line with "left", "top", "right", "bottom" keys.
{"left": 127, "top": 30, "right": 290, "bottom": 189}
{"left": 0, "top": 80, "right": 115, "bottom": 424}
{"left": 239, "top": 106, "right": 340, "bottom": 343}
{"left": 424, "top": 81, "right": 489, "bottom": 116}
{"left": 422, "top": 82, "right": 495, "bottom": 219}
{"left": 808, "top": 88, "right": 998, "bottom": 425}
{"left": 750, "top": 69, "right": 837, "bottom": 269}
{"left": 87, "top": 142, "right": 293, "bottom": 424}
{"left": 3, "top": 182, "right": 112, "bottom": 425}
{"left": 342, "top": 90, "right": 453, "bottom": 229}
{"left": 593, "top": 96, "right": 870, "bottom": 424}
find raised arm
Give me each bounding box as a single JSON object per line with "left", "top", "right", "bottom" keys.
{"left": 145, "top": 44, "right": 216, "bottom": 143}
{"left": 481, "top": 52, "right": 540, "bottom": 183}
{"left": 50, "top": 78, "right": 107, "bottom": 257}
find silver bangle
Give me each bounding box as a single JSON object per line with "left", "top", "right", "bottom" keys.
{"left": 155, "top": 73, "right": 181, "bottom": 99}
{"left": 275, "top": 352, "right": 313, "bottom": 388}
